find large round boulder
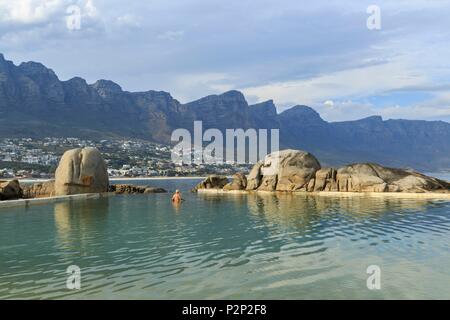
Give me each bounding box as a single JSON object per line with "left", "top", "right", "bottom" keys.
{"left": 246, "top": 149, "right": 321, "bottom": 191}
{"left": 55, "top": 147, "right": 109, "bottom": 196}
{"left": 275, "top": 150, "right": 321, "bottom": 191}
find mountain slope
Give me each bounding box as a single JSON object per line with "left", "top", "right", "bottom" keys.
{"left": 278, "top": 106, "right": 450, "bottom": 170}
{"left": 1, "top": 54, "right": 449, "bottom": 171}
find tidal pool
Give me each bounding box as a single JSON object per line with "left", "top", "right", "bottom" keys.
{"left": 1, "top": 179, "right": 449, "bottom": 299}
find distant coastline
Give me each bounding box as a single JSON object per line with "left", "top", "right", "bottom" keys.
{"left": 12, "top": 173, "right": 450, "bottom": 184}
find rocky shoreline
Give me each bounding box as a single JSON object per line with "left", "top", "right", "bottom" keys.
{"left": 1, "top": 147, "right": 167, "bottom": 202}
{"left": 193, "top": 150, "right": 450, "bottom": 195}
{"left": 1, "top": 179, "right": 168, "bottom": 201}
{"left": 2, "top": 147, "right": 450, "bottom": 203}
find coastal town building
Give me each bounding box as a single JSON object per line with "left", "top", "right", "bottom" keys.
{"left": 0, "top": 137, "right": 251, "bottom": 179}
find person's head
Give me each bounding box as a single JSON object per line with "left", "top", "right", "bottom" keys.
{"left": 175, "top": 190, "right": 180, "bottom": 194}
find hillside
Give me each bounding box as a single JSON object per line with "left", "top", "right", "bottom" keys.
{"left": 1, "top": 54, "right": 449, "bottom": 171}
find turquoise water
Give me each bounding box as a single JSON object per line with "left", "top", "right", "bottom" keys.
{"left": 1, "top": 178, "right": 450, "bottom": 299}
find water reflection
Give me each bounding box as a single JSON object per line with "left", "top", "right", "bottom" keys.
{"left": 54, "top": 199, "right": 109, "bottom": 253}
{"left": 248, "top": 192, "right": 431, "bottom": 214}
{"left": 172, "top": 201, "right": 182, "bottom": 213}
{"left": 197, "top": 192, "right": 440, "bottom": 232}
{"left": 249, "top": 194, "right": 450, "bottom": 251}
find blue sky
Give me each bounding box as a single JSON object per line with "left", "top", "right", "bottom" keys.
{"left": 1, "top": 0, "right": 450, "bottom": 122}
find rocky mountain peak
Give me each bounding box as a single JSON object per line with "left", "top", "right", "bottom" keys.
{"left": 62, "top": 77, "right": 93, "bottom": 97}
{"left": 221, "top": 90, "right": 246, "bottom": 100}
{"left": 280, "top": 105, "right": 326, "bottom": 124}
{"left": 91, "top": 80, "right": 123, "bottom": 98}
{"left": 0, "top": 53, "right": 14, "bottom": 71}
{"left": 65, "top": 77, "right": 88, "bottom": 86}
{"left": 187, "top": 90, "right": 248, "bottom": 109}
{"left": 250, "top": 100, "right": 277, "bottom": 116}
{"left": 18, "top": 61, "right": 58, "bottom": 79}
{"left": 360, "top": 115, "right": 383, "bottom": 122}
{"left": 19, "top": 61, "right": 46, "bottom": 70}
{"left": 248, "top": 100, "right": 279, "bottom": 128}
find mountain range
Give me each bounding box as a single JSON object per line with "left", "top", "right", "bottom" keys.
{"left": 1, "top": 53, "right": 449, "bottom": 171}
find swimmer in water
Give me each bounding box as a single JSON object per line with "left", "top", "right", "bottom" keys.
{"left": 172, "top": 190, "right": 183, "bottom": 203}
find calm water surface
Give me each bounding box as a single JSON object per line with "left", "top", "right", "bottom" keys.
{"left": 1, "top": 178, "right": 450, "bottom": 299}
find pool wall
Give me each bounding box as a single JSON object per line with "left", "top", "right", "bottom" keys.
{"left": 0, "top": 192, "right": 115, "bottom": 209}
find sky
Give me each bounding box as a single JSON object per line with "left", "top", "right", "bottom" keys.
{"left": 0, "top": 0, "right": 450, "bottom": 122}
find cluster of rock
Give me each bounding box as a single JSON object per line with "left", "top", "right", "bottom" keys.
{"left": 3, "top": 147, "right": 449, "bottom": 202}
{"left": 195, "top": 149, "right": 450, "bottom": 194}
{"left": 110, "top": 184, "right": 167, "bottom": 194}
{"left": 1, "top": 147, "right": 167, "bottom": 201}
{"left": 310, "top": 164, "right": 450, "bottom": 193}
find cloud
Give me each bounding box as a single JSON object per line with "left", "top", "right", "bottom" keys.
{"left": 311, "top": 92, "right": 450, "bottom": 123}
{"left": 84, "top": 0, "right": 97, "bottom": 17}
{"left": 381, "top": 92, "right": 450, "bottom": 121}
{"left": 0, "top": 0, "right": 98, "bottom": 25}
{"left": 0, "top": 0, "right": 104, "bottom": 51}
{"left": 116, "top": 14, "right": 140, "bottom": 28}
{"left": 157, "top": 30, "right": 184, "bottom": 41}
{"left": 324, "top": 100, "right": 334, "bottom": 107}
{"left": 242, "top": 58, "right": 428, "bottom": 109}
{"left": 171, "top": 72, "right": 234, "bottom": 102}
{"left": 0, "top": 0, "right": 64, "bottom": 24}
{"left": 0, "top": 0, "right": 449, "bottom": 121}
